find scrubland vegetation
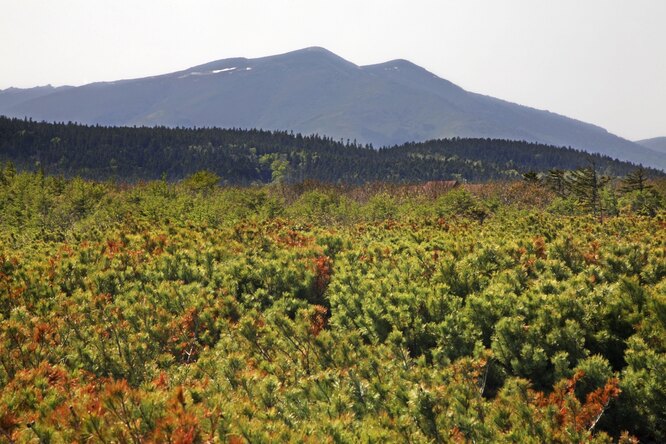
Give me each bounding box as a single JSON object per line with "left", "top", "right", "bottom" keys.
{"left": 1, "top": 165, "right": 665, "bottom": 442}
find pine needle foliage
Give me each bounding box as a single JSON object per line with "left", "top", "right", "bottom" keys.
{"left": 1, "top": 172, "right": 665, "bottom": 442}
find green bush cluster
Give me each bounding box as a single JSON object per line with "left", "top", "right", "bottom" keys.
{"left": 0, "top": 170, "right": 665, "bottom": 442}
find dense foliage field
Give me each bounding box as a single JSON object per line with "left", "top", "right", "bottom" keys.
{"left": 1, "top": 168, "right": 665, "bottom": 442}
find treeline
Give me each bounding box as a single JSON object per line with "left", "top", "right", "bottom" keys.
{"left": 522, "top": 165, "right": 663, "bottom": 221}
{"left": 0, "top": 116, "right": 658, "bottom": 183}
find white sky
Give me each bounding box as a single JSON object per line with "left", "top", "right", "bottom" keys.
{"left": 1, "top": 0, "right": 664, "bottom": 140}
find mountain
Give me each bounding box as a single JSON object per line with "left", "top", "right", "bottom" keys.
{"left": 636, "top": 137, "right": 666, "bottom": 155}
{"left": 1, "top": 117, "right": 658, "bottom": 184}
{"left": 2, "top": 47, "right": 665, "bottom": 169}
{"left": 0, "top": 85, "right": 73, "bottom": 111}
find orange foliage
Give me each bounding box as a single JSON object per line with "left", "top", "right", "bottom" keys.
{"left": 153, "top": 371, "right": 170, "bottom": 389}
{"left": 583, "top": 240, "right": 601, "bottom": 265}
{"left": 309, "top": 305, "right": 329, "bottom": 337}
{"left": 534, "top": 370, "right": 622, "bottom": 438}
{"left": 168, "top": 307, "right": 200, "bottom": 363}
{"left": 0, "top": 412, "right": 19, "bottom": 440}
{"left": 275, "top": 229, "right": 311, "bottom": 247}
{"left": 152, "top": 386, "right": 201, "bottom": 444}
{"left": 313, "top": 255, "right": 332, "bottom": 296}
{"left": 228, "top": 435, "right": 245, "bottom": 444}
{"left": 533, "top": 236, "right": 547, "bottom": 259}
{"left": 105, "top": 239, "right": 125, "bottom": 258}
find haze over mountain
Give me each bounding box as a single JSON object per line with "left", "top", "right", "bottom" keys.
{"left": 636, "top": 137, "right": 666, "bottom": 155}
{"left": 1, "top": 47, "right": 664, "bottom": 170}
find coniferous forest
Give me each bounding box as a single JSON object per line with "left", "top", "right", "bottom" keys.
{"left": 1, "top": 117, "right": 660, "bottom": 184}
{"left": 1, "top": 154, "right": 665, "bottom": 442}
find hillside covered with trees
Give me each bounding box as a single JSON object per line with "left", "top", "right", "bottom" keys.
{"left": 0, "top": 117, "right": 660, "bottom": 184}
{"left": 1, "top": 166, "right": 665, "bottom": 442}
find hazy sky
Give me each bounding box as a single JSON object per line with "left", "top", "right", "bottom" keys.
{"left": 1, "top": 0, "right": 664, "bottom": 140}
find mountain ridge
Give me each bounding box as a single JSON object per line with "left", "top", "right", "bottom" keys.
{"left": 1, "top": 47, "right": 664, "bottom": 169}
{"left": 636, "top": 137, "right": 666, "bottom": 155}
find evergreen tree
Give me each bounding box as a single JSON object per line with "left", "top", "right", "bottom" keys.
{"left": 546, "top": 168, "right": 568, "bottom": 197}
{"left": 620, "top": 167, "right": 651, "bottom": 193}
{"left": 570, "top": 163, "right": 610, "bottom": 222}
{"left": 522, "top": 171, "right": 540, "bottom": 184}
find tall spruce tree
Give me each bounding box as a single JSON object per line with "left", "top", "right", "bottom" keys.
{"left": 570, "top": 163, "right": 609, "bottom": 222}
{"left": 546, "top": 168, "right": 568, "bottom": 197}
{"left": 620, "top": 167, "right": 651, "bottom": 193}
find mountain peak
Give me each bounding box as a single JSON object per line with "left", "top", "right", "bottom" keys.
{"left": 294, "top": 46, "right": 334, "bottom": 54}
{"left": 266, "top": 46, "right": 357, "bottom": 66}
{"left": 1, "top": 47, "right": 664, "bottom": 169}
{"left": 362, "top": 58, "right": 436, "bottom": 76}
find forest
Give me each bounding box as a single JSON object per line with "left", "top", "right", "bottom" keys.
{"left": 0, "top": 117, "right": 661, "bottom": 184}
{"left": 1, "top": 161, "right": 665, "bottom": 442}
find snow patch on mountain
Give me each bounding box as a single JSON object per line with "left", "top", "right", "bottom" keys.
{"left": 212, "top": 67, "right": 237, "bottom": 74}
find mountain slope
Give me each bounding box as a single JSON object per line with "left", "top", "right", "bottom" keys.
{"left": 636, "top": 137, "right": 666, "bottom": 155}
{"left": 1, "top": 47, "right": 664, "bottom": 169}
{"left": 0, "top": 85, "right": 73, "bottom": 113}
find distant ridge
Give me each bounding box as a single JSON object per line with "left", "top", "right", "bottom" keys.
{"left": 636, "top": 137, "right": 666, "bottom": 155}
{"left": 1, "top": 47, "right": 664, "bottom": 170}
